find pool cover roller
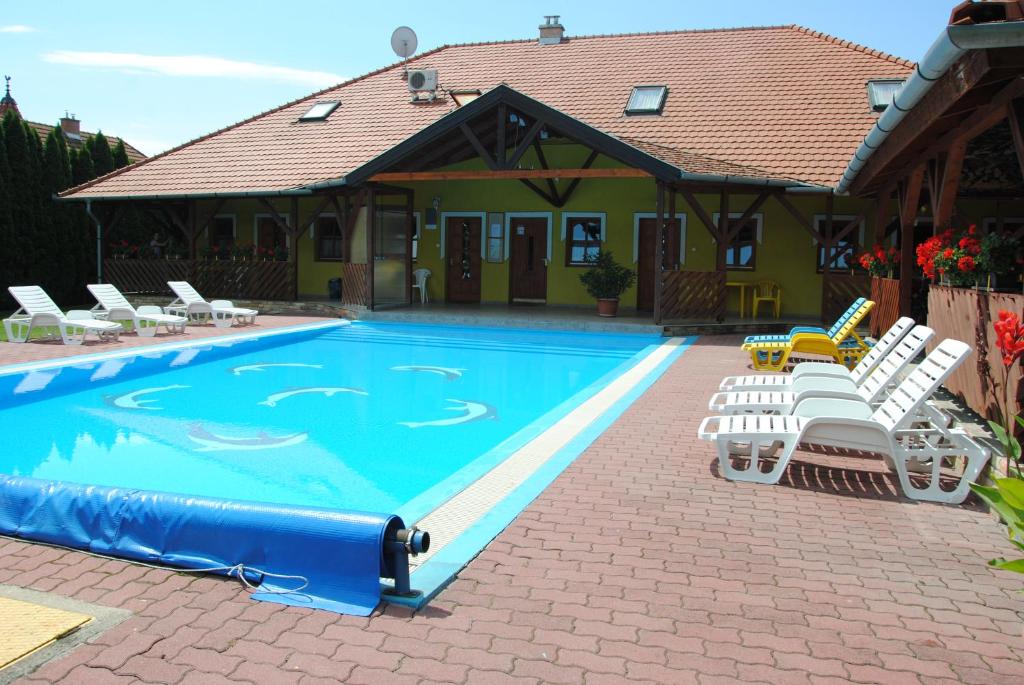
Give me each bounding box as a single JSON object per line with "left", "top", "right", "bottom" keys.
{"left": 0, "top": 475, "right": 429, "bottom": 615}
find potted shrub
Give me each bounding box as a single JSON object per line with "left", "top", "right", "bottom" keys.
{"left": 579, "top": 250, "right": 635, "bottom": 317}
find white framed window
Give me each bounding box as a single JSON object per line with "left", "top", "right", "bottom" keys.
{"left": 712, "top": 212, "right": 763, "bottom": 270}
{"left": 632, "top": 213, "right": 687, "bottom": 265}
{"left": 561, "top": 212, "right": 607, "bottom": 266}
{"left": 813, "top": 214, "right": 865, "bottom": 272}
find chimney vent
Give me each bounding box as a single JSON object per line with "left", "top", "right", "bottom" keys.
{"left": 60, "top": 113, "right": 81, "bottom": 139}
{"left": 538, "top": 15, "right": 564, "bottom": 45}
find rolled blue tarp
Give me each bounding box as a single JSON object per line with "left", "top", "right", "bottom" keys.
{"left": 0, "top": 475, "right": 403, "bottom": 615}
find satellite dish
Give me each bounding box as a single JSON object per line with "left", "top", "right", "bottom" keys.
{"left": 391, "top": 26, "right": 418, "bottom": 60}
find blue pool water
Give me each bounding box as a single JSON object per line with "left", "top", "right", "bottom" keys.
{"left": 0, "top": 322, "right": 663, "bottom": 520}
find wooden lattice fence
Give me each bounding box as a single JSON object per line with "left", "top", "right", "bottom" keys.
{"left": 869, "top": 277, "right": 901, "bottom": 338}
{"left": 659, "top": 270, "right": 726, "bottom": 321}
{"left": 822, "top": 274, "right": 871, "bottom": 324}
{"left": 104, "top": 259, "right": 295, "bottom": 300}
{"left": 340, "top": 263, "right": 369, "bottom": 307}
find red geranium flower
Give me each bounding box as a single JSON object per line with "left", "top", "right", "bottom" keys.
{"left": 942, "top": 247, "right": 955, "bottom": 260}
{"left": 957, "top": 255, "right": 975, "bottom": 272}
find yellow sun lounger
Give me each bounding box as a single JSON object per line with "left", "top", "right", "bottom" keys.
{"left": 742, "top": 300, "right": 875, "bottom": 372}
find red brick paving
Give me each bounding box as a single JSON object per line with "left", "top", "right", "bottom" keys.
{"left": 3, "top": 334, "right": 1022, "bottom": 684}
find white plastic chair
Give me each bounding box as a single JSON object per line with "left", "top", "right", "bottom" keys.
{"left": 4, "top": 286, "right": 122, "bottom": 345}
{"left": 165, "top": 281, "right": 258, "bottom": 328}
{"left": 709, "top": 325, "right": 933, "bottom": 415}
{"left": 697, "top": 340, "right": 989, "bottom": 504}
{"left": 88, "top": 283, "right": 187, "bottom": 337}
{"left": 720, "top": 317, "right": 915, "bottom": 392}
{"left": 412, "top": 268, "right": 431, "bottom": 304}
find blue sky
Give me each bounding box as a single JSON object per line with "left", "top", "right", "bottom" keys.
{"left": 1, "top": 0, "right": 951, "bottom": 156}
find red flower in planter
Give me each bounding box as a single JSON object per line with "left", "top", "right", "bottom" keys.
{"left": 994, "top": 310, "right": 1024, "bottom": 368}
{"left": 942, "top": 247, "right": 955, "bottom": 260}
{"left": 957, "top": 255, "right": 975, "bottom": 272}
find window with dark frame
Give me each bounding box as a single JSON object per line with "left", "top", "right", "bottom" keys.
{"left": 815, "top": 217, "right": 862, "bottom": 273}
{"left": 724, "top": 219, "right": 757, "bottom": 270}
{"left": 565, "top": 216, "right": 603, "bottom": 266}
{"left": 315, "top": 215, "right": 345, "bottom": 261}
{"left": 208, "top": 216, "right": 234, "bottom": 252}
{"left": 625, "top": 86, "right": 668, "bottom": 115}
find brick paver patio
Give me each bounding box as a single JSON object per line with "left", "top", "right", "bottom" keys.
{"left": 2, "top": 332, "right": 1022, "bottom": 684}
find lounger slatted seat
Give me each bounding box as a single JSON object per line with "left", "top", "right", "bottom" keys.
{"left": 166, "top": 281, "right": 258, "bottom": 328}
{"left": 697, "top": 339, "right": 989, "bottom": 504}
{"left": 741, "top": 297, "right": 867, "bottom": 345}
{"left": 3, "top": 285, "right": 123, "bottom": 345}
{"left": 721, "top": 317, "right": 915, "bottom": 392}
{"left": 710, "top": 325, "right": 933, "bottom": 415}
{"left": 88, "top": 283, "right": 188, "bottom": 337}
{"left": 741, "top": 299, "right": 875, "bottom": 372}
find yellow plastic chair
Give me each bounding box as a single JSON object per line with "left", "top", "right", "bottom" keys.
{"left": 751, "top": 280, "right": 781, "bottom": 319}
{"left": 742, "top": 300, "right": 875, "bottom": 372}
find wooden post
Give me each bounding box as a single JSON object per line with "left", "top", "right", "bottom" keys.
{"left": 898, "top": 165, "right": 926, "bottom": 317}
{"left": 187, "top": 201, "right": 197, "bottom": 260}
{"left": 821, "top": 192, "right": 834, "bottom": 323}
{"left": 366, "top": 188, "right": 376, "bottom": 311}
{"left": 405, "top": 188, "right": 414, "bottom": 305}
{"left": 290, "top": 197, "right": 299, "bottom": 300}
{"left": 653, "top": 181, "right": 666, "bottom": 324}
{"left": 934, "top": 139, "right": 966, "bottom": 229}
{"left": 716, "top": 189, "right": 729, "bottom": 272}
{"left": 874, "top": 185, "right": 893, "bottom": 245}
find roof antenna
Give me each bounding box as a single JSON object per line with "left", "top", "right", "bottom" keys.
{"left": 391, "top": 26, "right": 419, "bottom": 80}
{"left": 3, "top": 75, "right": 10, "bottom": 97}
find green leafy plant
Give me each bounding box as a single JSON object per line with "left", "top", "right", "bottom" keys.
{"left": 977, "top": 231, "right": 1022, "bottom": 287}
{"left": 969, "top": 477, "right": 1024, "bottom": 575}
{"left": 579, "top": 250, "right": 635, "bottom": 300}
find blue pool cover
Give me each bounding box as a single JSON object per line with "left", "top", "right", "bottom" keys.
{"left": 0, "top": 473, "right": 403, "bottom": 615}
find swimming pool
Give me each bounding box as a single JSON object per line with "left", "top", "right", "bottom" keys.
{"left": 0, "top": 321, "right": 688, "bottom": 613}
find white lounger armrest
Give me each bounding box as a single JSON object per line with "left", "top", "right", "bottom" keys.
{"left": 697, "top": 416, "right": 723, "bottom": 440}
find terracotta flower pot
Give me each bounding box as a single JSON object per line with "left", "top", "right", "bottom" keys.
{"left": 596, "top": 298, "right": 619, "bottom": 317}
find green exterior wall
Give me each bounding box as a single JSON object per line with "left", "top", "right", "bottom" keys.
{"left": 193, "top": 146, "right": 1024, "bottom": 317}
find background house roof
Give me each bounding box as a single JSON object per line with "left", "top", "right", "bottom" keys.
{"left": 25, "top": 121, "right": 147, "bottom": 163}
{"left": 62, "top": 24, "right": 912, "bottom": 199}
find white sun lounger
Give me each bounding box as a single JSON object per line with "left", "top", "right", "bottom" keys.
{"left": 3, "top": 285, "right": 123, "bottom": 345}
{"left": 720, "top": 317, "right": 915, "bottom": 392}
{"left": 165, "top": 281, "right": 258, "bottom": 328}
{"left": 88, "top": 283, "right": 188, "bottom": 337}
{"left": 697, "top": 340, "right": 989, "bottom": 504}
{"left": 708, "top": 325, "right": 934, "bottom": 415}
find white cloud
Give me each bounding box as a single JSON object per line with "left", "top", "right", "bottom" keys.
{"left": 1, "top": 25, "right": 36, "bottom": 33}
{"left": 43, "top": 50, "right": 343, "bottom": 88}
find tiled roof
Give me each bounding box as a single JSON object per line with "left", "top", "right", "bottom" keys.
{"left": 63, "top": 24, "right": 912, "bottom": 199}
{"left": 27, "top": 121, "right": 147, "bottom": 163}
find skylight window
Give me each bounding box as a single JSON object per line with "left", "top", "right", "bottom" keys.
{"left": 451, "top": 89, "right": 482, "bottom": 107}
{"left": 866, "top": 80, "right": 905, "bottom": 112}
{"left": 625, "top": 86, "right": 667, "bottom": 115}
{"left": 299, "top": 101, "right": 339, "bottom": 122}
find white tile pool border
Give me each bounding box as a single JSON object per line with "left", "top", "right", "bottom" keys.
{"left": 395, "top": 335, "right": 694, "bottom": 606}
{"left": 0, "top": 320, "right": 349, "bottom": 377}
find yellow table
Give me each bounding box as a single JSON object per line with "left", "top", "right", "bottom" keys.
{"left": 725, "top": 281, "right": 751, "bottom": 318}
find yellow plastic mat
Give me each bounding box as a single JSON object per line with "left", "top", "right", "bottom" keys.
{"left": 0, "top": 597, "right": 92, "bottom": 669}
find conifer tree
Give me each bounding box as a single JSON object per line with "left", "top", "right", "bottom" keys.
{"left": 112, "top": 139, "right": 130, "bottom": 169}
{"left": 88, "top": 130, "right": 114, "bottom": 177}
{"left": 3, "top": 111, "right": 34, "bottom": 284}
{"left": 43, "top": 127, "right": 78, "bottom": 301}
{"left": 71, "top": 144, "right": 95, "bottom": 186}
{"left": 0, "top": 123, "right": 12, "bottom": 307}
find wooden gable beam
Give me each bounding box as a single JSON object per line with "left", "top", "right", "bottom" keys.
{"left": 295, "top": 194, "right": 338, "bottom": 241}
{"left": 774, "top": 193, "right": 825, "bottom": 244}
{"left": 370, "top": 168, "right": 649, "bottom": 181}
{"left": 555, "top": 149, "right": 600, "bottom": 207}
{"left": 256, "top": 197, "right": 291, "bottom": 232}
{"left": 460, "top": 123, "right": 498, "bottom": 170}
{"left": 725, "top": 190, "right": 772, "bottom": 242}
{"left": 519, "top": 179, "right": 560, "bottom": 206}
{"left": 848, "top": 49, "right": 992, "bottom": 195}
{"left": 677, "top": 189, "right": 719, "bottom": 240}
{"left": 1008, "top": 98, "right": 1024, "bottom": 183}
{"left": 934, "top": 138, "right": 967, "bottom": 229}
{"left": 532, "top": 140, "right": 561, "bottom": 205}
{"left": 496, "top": 104, "right": 507, "bottom": 167}
{"left": 832, "top": 214, "right": 865, "bottom": 245}
{"left": 506, "top": 118, "right": 546, "bottom": 169}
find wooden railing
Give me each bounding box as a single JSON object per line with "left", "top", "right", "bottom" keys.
{"left": 927, "top": 286, "right": 1023, "bottom": 429}
{"left": 340, "top": 263, "right": 369, "bottom": 307}
{"left": 103, "top": 259, "right": 296, "bottom": 301}
{"left": 822, "top": 274, "right": 871, "bottom": 324}
{"left": 659, "top": 270, "right": 726, "bottom": 322}
{"left": 869, "top": 277, "right": 901, "bottom": 337}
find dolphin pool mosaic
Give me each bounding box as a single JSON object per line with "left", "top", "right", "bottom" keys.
{"left": 0, "top": 322, "right": 666, "bottom": 520}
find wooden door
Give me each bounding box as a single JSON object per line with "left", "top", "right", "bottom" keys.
{"left": 509, "top": 217, "right": 548, "bottom": 302}
{"left": 636, "top": 218, "right": 681, "bottom": 311}
{"left": 445, "top": 216, "right": 482, "bottom": 303}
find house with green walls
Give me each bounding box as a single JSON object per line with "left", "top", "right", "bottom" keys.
{"left": 58, "top": 14, "right": 1024, "bottom": 323}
